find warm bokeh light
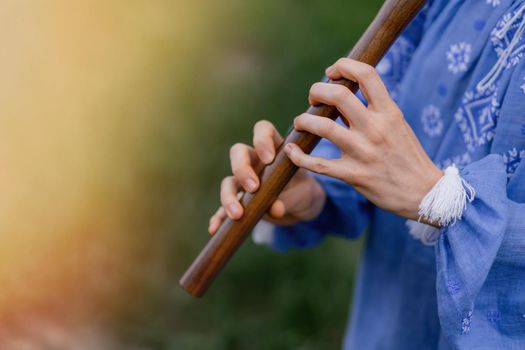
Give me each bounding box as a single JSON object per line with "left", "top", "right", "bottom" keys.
{"left": 0, "top": 0, "right": 380, "bottom": 348}
{"left": 0, "top": 0, "right": 218, "bottom": 345}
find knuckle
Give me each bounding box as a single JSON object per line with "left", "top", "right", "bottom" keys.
{"left": 319, "top": 120, "right": 336, "bottom": 138}
{"left": 335, "top": 57, "right": 350, "bottom": 67}
{"left": 254, "top": 119, "right": 270, "bottom": 129}
{"left": 360, "top": 146, "right": 379, "bottom": 164}
{"left": 253, "top": 138, "right": 270, "bottom": 155}
{"left": 310, "top": 159, "right": 329, "bottom": 174}
{"left": 313, "top": 82, "right": 324, "bottom": 89}
{"left": 221, "top": 175, "right": 234, "bottom": 188}
{"left": 384, "top": 113, "right": 401, "bottom": 130}
{"left": 333, "top": 85, "right": 350, "bottom": 103}
{"left": 295, "top": 113, "right": 310, "bottom": 125}
{"left": 230, "top": 163, "right": 243, "bottom": 176}
{"left": 309, "top": 82, "right": 321, "bottom": 96}
{"left": 223, "top": 195, "right": 236, "bottom": 207}
{"left": 230, "top": 142, "right": 245, "bottom": 156}
{"left": 365, "top": 119, "right": 389, "bottom": 145}
{"left": 387, "top": 105, "right": 403, "bottom": 119}
{"left": 376, "top": 122, "right": 390, "bottom": 138}
{"left": 368, "top": 128, "right": 385, "bottom": 145}
{"left": 254, "top": 120, "right": 274, "bottom": 138}
{"left": 290, "top": 151, "right": 303, "bottom": 165}
{"left": 219, "top": 195, "right": 229, "bottom": 207}
{"left": 358, "top": 64, "right": 377, "bottom": 80}
{"left": 237, "top": 167, "right": 251, "bottom": 180}
{"left": 254, "top": 120, "right": 273, "bottom": 134}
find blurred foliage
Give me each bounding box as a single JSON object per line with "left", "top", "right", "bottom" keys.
{"left": 139, "top": 1, "right": 382, "bottom": 349}
{"left": 0, "top": 0, "right": 382, "bottom": 349}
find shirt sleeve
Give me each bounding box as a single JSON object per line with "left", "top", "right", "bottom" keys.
{"left": 435, "top": 154, "right": 525, "bottom": 346}
{"left": 435, "top": 51, "right": 525, "bottom": 346}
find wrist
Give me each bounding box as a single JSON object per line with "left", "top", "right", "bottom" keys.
{"left": 406, "top": 163, "right": 444, "bottom": 223}
{"left": 407, "top": 164, "right": 476, "bottom": 244}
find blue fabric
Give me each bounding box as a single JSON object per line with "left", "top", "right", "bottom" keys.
{"left": 272, "top": 1, "right": 525, "bottom": 348}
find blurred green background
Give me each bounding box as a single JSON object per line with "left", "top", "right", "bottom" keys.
{"left": 0, "top": 0, "right": 382, "bottom": 349}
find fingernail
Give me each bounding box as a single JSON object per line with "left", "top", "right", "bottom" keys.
{"left": 208, "top": 221, "right": 214, "bottom": 234}
{"left": 228, "top": 203, "right": 240, "bottom": 217}
{"left": 246, "top": 178, "right": 257, "bottom": 192}
{"left": 262, "top": 151, "right": 273, "bottom": 164}
{"left": 325, "top": 65, "right": 333, "bottom": 75}
{"left": 284, "top": 144, "right": 293, "bottom": 155}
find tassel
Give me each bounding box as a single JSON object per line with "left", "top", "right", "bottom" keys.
{"left": 418, "top": 165, "right": 475, "bottom": 226}
{"left": 407, "top": 164, "right": 475, "bottom": 245}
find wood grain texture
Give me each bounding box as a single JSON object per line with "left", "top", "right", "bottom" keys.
{"left": 180, "top": 0, "right": 427, "bottom": 297}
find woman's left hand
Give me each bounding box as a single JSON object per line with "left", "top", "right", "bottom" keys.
{"left": 285, "top": 58, "right": 443, "bottom": 223}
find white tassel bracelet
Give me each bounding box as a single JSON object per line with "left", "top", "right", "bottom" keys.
{"left": 407, "top": 165, "right": 475, "bottom": 245}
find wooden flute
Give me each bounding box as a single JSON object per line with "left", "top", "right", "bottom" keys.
{"left": 180, "top": 0, "right": 427, "bottom": 297}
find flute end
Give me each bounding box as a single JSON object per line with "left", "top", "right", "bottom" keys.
{"left": 179, "top": 272, "right": 206, "bottom": 298}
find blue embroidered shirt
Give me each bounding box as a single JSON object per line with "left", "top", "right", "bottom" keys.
{"left": 270, "top": 0, "right": 525, "bottom": 348}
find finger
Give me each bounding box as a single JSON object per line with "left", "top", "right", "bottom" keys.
{"left": 325, "top": 58, "right": 391, "bottom": 111}
{"left": 253, "top": 120, "right": 283, "bottom": 164}
{"left": 293, "top": 113, "right": 352, "bottom": 148}
{"left": 268, "top": 199, "right": 286, "bottom": 219}
{"left": 220, "top": 176, "right": 243, "bottom": 220}
{"left": 309, "top": 82, "right": 368, "bottom": 128}
{"left": 208, "top": 207, "right": 226, "bottom": 234}
{"left": 284, "top": 142, "right": 342, "bottom": 178}
{"left": 230, "top": 143, "right": 260, "bottom": 192}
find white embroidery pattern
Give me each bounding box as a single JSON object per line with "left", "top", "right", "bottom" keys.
{"left": 521, "top": 77, "right": 525, "bottom": 94}
{"left": 503, "top": 147, "right": 525, "bottom": 179}
{"left": 486, "top": 0, "right": 501, "bottom": 7}
{"left": 421, "top": 105, "right": 444, "bottom": 137}
{"left": 439, "top": 148, "right": 524, "bottom": 180}
{"left": 447, "top": 42, "right": 472, "bottom": 74}
{"left": 491, "top": 9, "right": 525, "bottom": 69}
{"left": 477, "top": 5, "right": 525, "bottom": 91}
{"left": 454, "top": 84, "right": 500, "bottom": 152}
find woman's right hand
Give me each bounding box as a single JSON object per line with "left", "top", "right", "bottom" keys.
{"left": 208, "top": 120, "right": 327, "bottom": 234}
